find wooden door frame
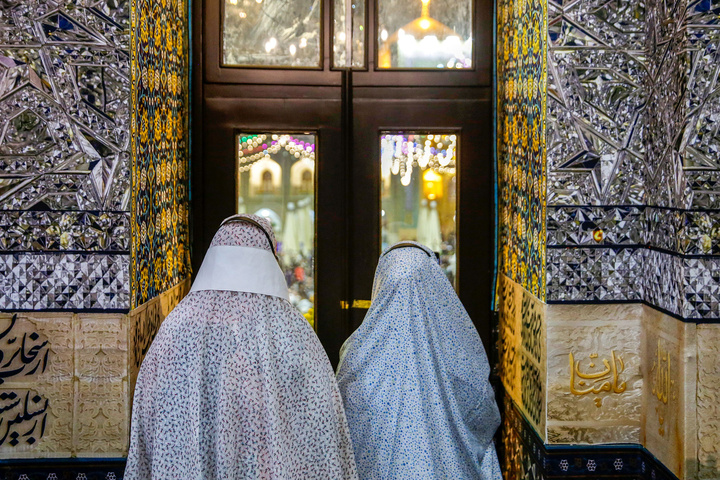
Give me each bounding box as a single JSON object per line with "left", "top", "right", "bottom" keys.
{"left": 191, "top": 0, "right": 496, "bottom": 365}
{"left": 200, "top": 0, "right": 492, "bottom": 86}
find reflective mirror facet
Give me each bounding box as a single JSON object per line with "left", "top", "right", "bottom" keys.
{"left": 380, "top": 132, "right": 458, "bottom": 286}
{"left": 223, "top": 0, "right": 321, "bottom": 67}
{"left": 237, "top": 133, "right": 317, "bottom": 327}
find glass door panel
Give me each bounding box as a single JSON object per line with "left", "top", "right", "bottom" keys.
{"left": 236, "top": 132, "right": 317, "bottom": 328}
{"left": 223, "top": 0, "right": 321, "bottom": 67}
{"left": 380, "top": 131, "right": 457, "bottom": 286}
{"left": 377, "top": 0, "right": 473, "bottom": 68}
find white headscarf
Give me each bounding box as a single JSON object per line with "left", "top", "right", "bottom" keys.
{"left": 125, "top": 214, "right": 358, "bottom": 480}
{"left": 336, "top": 241, "right": 501, "bottom": 480}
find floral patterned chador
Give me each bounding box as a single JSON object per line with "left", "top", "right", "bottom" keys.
{"left": 125, "top": 215, "right": 358, "bottom": 480}
{"left": 336, "top": 241, "right": 502, "bottom": 480}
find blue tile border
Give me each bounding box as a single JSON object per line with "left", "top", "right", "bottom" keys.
{"left": 0, "top": 459, "right": 125, "bottom": 480}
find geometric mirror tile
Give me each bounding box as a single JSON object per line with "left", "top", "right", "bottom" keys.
{"left": 543, "top": 0, "right": 720, "bottom": 319}
{"left": 0, "top": 0, "right": 130, "bottom": 311}
{"left": 547, "top": 206, "right": 643, "bottom": 246}
{"left": 546, "top": 247, "right": 643, "bottom": 302}
{"left": 0, "top": 253, "right": 129, "bottom": 310}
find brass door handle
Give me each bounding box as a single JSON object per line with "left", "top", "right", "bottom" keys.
{"left": 340, "top": 300, "right": 372, "bottom": 309}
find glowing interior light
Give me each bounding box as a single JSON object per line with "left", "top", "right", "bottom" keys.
{"left": 289, "top": 44, "right": 297, "bottom": 55}
{"left": 419, "top": 35, "right": 440, "bottom": 48}
{"left": 238, "top": 11, "right": 246, "bottom": 17}
{"left": 338, "top": 32, "right": 346, "bottom": 42}
{"left": 229, "top": 0, "right": 237, "bottom": 4}
{"left": 381, "top": 29, "right": 389, "bottom": 41}
{"left": 420, "top": 18, "right": 430, "bottom": 29}
{"left": 300, "top": 38, "right": 307, "bottom": 48}
{"left": 265, "top": 37, "right": 277, "bottom": 52}
{"left": 418, "top": 153, "right": 430, "bottom": 169}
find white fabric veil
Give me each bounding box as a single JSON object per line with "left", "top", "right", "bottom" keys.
{"left": 336, "top": 241, "right": 502, "bottom": 480}
{"left": 125, "top": 214, "right": 358, "bottom": 480}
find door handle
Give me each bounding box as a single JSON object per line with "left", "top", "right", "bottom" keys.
{"left": 340, "top": 300, "right": 372, "bottom": 309}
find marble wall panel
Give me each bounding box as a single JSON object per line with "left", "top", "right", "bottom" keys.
{"left": 498, "top": 274, "right": 547, "bottom": 440}
{"left": 73, "top": 314, "right": 128, "bottom": 457}
{"left": 128, "top": 278, "right": 190, "bottom": 395}
{"left": 546, "top": 304, "right": 644, "bottom": 444}
{"left": 73, "top": 379, "right": 128, "bottom": 457}
{"left": 0, "top": 313, "right": 74, "bottom": 458}
{"left": 520, "top": 287, "right": 546, "bottom": 437}
{"left": 641, "top": 307, "right": 697, "bottom": 480}
{"left": 0, "top": 280, "right": 188, "bottom": 459}
{"left": 499, "top": 274, "right": 522, "bottom": 406}
{"left": 697, "top": 323, "right": 720, "bottom": 479}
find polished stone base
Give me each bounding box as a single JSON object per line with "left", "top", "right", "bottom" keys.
{"left": 499, "top": 395, "right": 679, "bottom": 480}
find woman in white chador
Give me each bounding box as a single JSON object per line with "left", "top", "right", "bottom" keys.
{"left": 282, "top": 202, "right": 300, "bottom": 257}
{"left": 336, "top": 241, "right": 501, "bottom": 480}
{"left": 125, "top": 214, "right": 358, "bottom": 480}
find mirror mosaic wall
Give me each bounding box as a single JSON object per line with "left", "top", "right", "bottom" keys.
{"left": 0, "top": 0, "right": 132, "bottom": 310}
{"left": 497, "top": 0, "right": 720, "bottom": 477}
{"left": 544, "top": 0, "right": 720, "bottom": 320}
{"left": 0, "top": 0, "right": 191, "bottom": 466}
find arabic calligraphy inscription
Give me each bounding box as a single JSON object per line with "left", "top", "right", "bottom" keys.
{"left": 0, "top": 315, "right": 49, "bottom": 384}
{"left": 570, "top": 351, "right": 627, "bottom": 407}
{"left": 0, "top": 315, "right": 53, "bottom": 448}
{"left": 650, "top": 340, "right": 674, "bottom": 437}
{"left": 0, "top": 389, "right": 49, "bottom": 447}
